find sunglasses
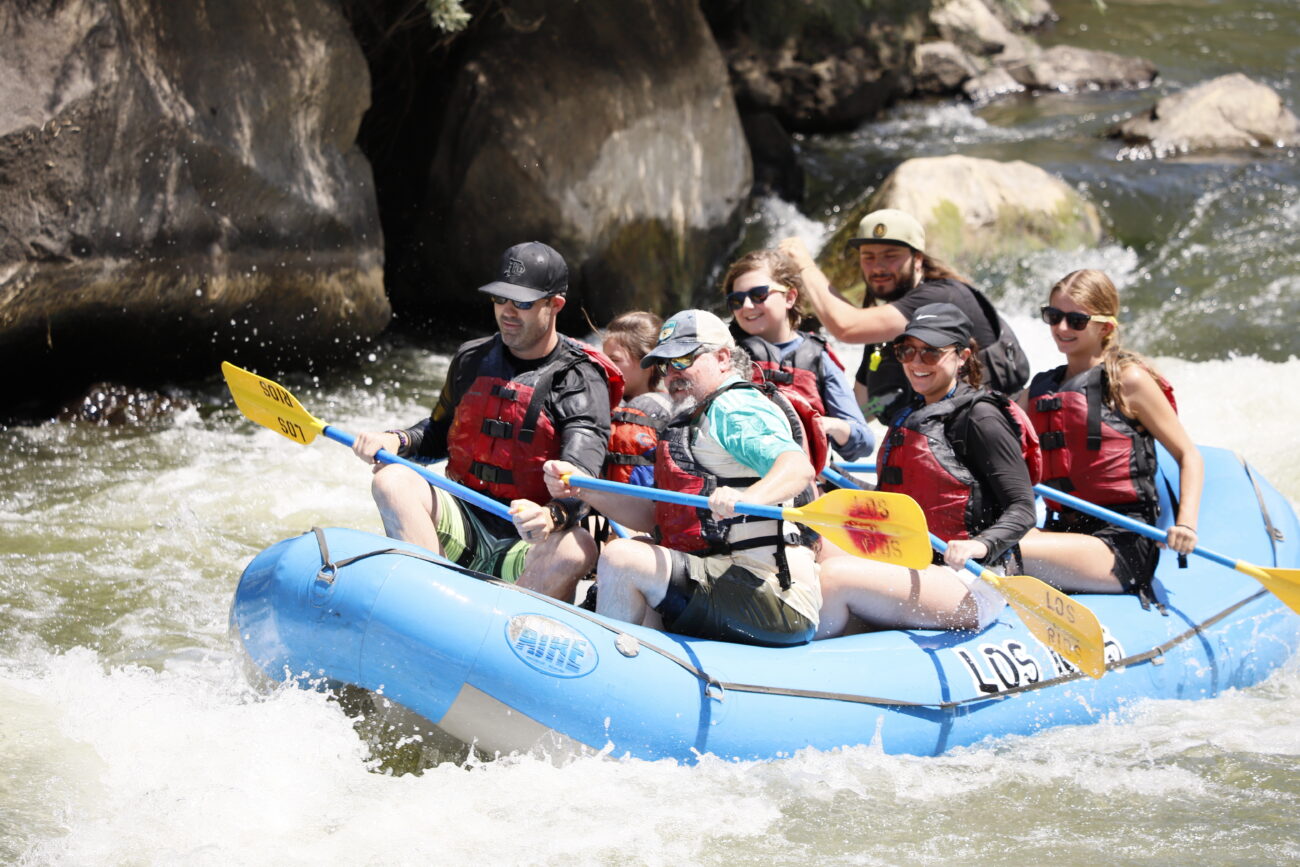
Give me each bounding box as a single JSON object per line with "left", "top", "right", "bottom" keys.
{"left": 489, "top": 294, "right": 548, "bottom": 311}
{"left": 656, "top": 346, "right": 711, "bottom": 373}
{"left": 725, "top": 285, "right": 788, "bottom": 311}
{"left": 893, "top": 343, "right": 954, "bottom": 365}
{"left": 1040, "top": 305, "right": 1117, "bottom": 330}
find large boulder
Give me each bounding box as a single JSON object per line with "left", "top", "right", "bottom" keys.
{"left": 0, "top": 0, "right": 387, "bottom": 414}
{"left": 415, "top": 0, "right": 752, "bottom": 328}
{"left": 818, "top": 155, "right": 1101, "bottom": 286}
{"left": 1007, "top": 45, "right": 1157, "bottom": 92}
{"left": 1111, "top": 73, "right": 1300, "bottom": 158}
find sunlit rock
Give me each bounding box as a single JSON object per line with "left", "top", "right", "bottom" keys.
{"left": 930, "top": 0, "right": 1032, "bottom": 64}
{"left": 1110, "top": 73, "right": 1300, "bottom": 158}
{"left": 817, "top": 155, "right": 1101, "bottom": 285}
{"left": 1006, "top": 45, "right": 1157, "bottom": 93}
{"left": 963, "top": 67, "right": 1026, "bottom": 104}
{"left": 913, "top": 42, "right": 982, "bottom": 94}
{"left": 982, "top": 0, "right": 1056, "bottom": 32}
{"left": 0, "top": 0, "right": 388, "bottom": 411}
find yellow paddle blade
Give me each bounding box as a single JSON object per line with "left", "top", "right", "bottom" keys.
{"left": 1236, "top": 563, "right": 1300, "bottom": 615}
{"left": 786, "top": 488, "right": 932, "bottom": 570}
{"left": 221, "top": 361, "right": 325, "bottom": 445}
{"left": 982, "top": 571, "right": 1107, "bottom": 679}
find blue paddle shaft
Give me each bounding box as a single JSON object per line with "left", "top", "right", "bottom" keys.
{"left": 832, "top": 461, "right": 1235, "bottom": 572}
{"left": 1035, "top": 484, "right": 1234, "bottom": 570}
{"left": 322, "top": 425, "right": 512, "bottom": 520}
{"left": 565, "top": 473, "right": 785, "bottom": 521}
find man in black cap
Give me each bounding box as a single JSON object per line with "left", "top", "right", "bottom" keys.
{"left": 780, "top": 209, "right": 1028, "bottom": 424}
{"left": 542, "top": 309, "right": 822, "bottom": 646}
{"left": 352, "top": 241, "right": 621, "bottom": 601}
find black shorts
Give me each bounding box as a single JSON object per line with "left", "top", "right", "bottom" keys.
{"left": 653, "top": 549, "right": 815, "bottom": 647}
{"left": 1044, "top": 507, "right": 1159, "bottom": 596}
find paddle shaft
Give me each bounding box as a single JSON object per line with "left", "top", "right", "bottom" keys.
{"left": 1032, "top": 484, "right": 1256, "bottom": 576}
{"left": 835, "top": 461, "right": 1268, "bottom": 582}
{"left": 564, "top": 472, "right": 786, "bottom": 521}
{"left": 321, "top": 426, "right": 511, "bottom": 521}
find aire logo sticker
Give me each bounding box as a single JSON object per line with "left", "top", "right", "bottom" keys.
{"left": 506, "top": 614, "right": 597, "bottom": 678}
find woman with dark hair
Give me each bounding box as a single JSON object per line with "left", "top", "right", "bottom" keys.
{"left": 816, "top": 303, "right": 1036, "bottom": 636}
{"left": 601, "top": 311, "right": 672, "bottom": 486}
{"left": 1018, "top": 269, "right": 1203, "bottom": 605}
{"left": 721, "top": 248, "right": 874, "bottom": 461}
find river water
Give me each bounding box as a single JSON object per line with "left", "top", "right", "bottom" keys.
{"left": 4, "top": 1, "right": 1299, "bottom": 863}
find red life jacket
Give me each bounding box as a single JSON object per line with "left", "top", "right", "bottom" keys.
{"left": 603, "top": 403, "right": 665, "bottom": 484}
{"left": 737, "top": 332, "right": 839, "bottom": 416}
{"left": 877, "top": 387, "right": 1039, "bottom": 543}
{"left": 445, "top": 335, "right": 623, "bottom": 504}
{"left": 1026, "top": 364, "right": 1173, "bottom": 514}
{"left": 653, "top": 381, "right": 816, "bottom": 582}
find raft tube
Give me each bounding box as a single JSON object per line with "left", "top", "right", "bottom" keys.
{"left": 230, "top": 446, "right": 1300, "bottom": 761}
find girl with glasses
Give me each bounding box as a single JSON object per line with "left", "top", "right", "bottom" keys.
{"left": 721, "top": 249, "right": 875, "bottom": 462}
{"left": 816, "top": 304, "right": 1037, "bottom": 636}
{"left": 1017, "top": 269, "right": 1203, "bottom": 604}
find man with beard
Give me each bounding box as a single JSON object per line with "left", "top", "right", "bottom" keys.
{"left": 542, "top": 310, "right": 821, "bottom": 646}
{"left": 351, "top": 241, "right": 620, "bottom": 602}
{"left": 780, "top": 209, "right": 1027, "bottom": 424}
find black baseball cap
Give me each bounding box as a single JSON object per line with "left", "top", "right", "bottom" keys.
{"left": 477, "top": 241, "right": 569, "bottom": 303}
{"left": 897, "top": 303, "right": 973, "bottom": 348}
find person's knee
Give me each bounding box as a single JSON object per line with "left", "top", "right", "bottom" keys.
{"left": 371, "top": 464, "right": 423, "bottom": 507}
{"left": 598, "top": 538, "right": 655, "bottom": 578}
{"left": 552, "top": 528, "right": 597, "bottom": 573}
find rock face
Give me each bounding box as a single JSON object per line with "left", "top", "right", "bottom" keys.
{"left": 1112, "top": 73, "right": 1300, "bottom": 158}
{"left": 415, "top": 0, "right": 752, "bottom": 328}
{"left": 0, "top": 0, "right": 387, "bottom": 413}
{"left": 702, "top": 0, "right": 926, "bottom": 133}
{"left": 818, "top": 155, "right": 1101, "bottom": 287}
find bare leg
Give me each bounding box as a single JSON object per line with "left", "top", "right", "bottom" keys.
{"left": 594, "top": 538, "right": 673, "bottom": 625}
{"left": 370, "top": 464, "right": 442, "bottom": 554}
{"left": 1019, "top": 527, "right": 1124, "bottom": 593}
{"left": 816, "top": 557, "right": 981, "bottom": 638}
{"left": 517, "top": 528, "right": 597, "bottom": 602}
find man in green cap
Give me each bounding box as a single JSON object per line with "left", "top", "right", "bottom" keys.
{"left": 781, "top": 209, "right": 1027, "bottom": 424}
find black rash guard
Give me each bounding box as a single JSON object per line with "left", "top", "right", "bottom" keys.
{"left": 957, "top": 398, "right": 1037, "bottom": 562}
{"left": 401, "top": 335, "right": 612, "bottom": 478}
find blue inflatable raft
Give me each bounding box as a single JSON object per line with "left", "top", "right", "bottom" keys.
{"left": 230, "top": 445, "right": 1300, "bottom": 761}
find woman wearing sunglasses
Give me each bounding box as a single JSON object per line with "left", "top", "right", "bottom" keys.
{"left": 816, "top": 303, "right": 1037, "bottom": 636}
{"left": 1017, "top": 269, "right": 1203, "bottom": 605}
{"left": 721, "top": 249, "right": 875, "bottom": 462}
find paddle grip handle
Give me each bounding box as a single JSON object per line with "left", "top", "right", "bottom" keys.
{"left": 322, "top": 425, "right": 512, "bottom": 520}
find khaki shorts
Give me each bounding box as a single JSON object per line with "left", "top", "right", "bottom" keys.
{"left": 433, "top": 488, "right": 530, "bottom": 582}
{"left": 656, "top": 548, "right": 815, "bottom": 647}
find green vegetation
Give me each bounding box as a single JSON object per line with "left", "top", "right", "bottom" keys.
{"left": 424, "top": 0, "right": 470, "bottom": 32}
